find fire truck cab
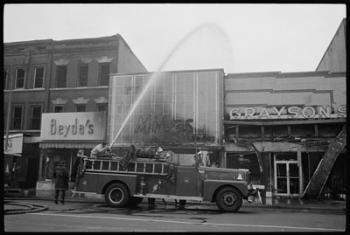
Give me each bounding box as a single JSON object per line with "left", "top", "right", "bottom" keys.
{"left": 76, "top": 152, "right": 257, "bottom": 212}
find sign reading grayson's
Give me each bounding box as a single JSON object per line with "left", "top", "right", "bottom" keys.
{"left": 40, "top": 112, "right": 106, "bottom": 141}
{"left": 229, "top": 105, "right": 346, "bottom": 120}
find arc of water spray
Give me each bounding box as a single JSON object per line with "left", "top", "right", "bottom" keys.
{"left": 109, "top": 23, "right": 231, "bottom": 148}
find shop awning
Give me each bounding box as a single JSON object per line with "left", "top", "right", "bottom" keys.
{"left": 39, "top": 141, "right": 99, "bottom": 149}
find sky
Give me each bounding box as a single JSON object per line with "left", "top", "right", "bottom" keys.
{"left": 4, "top": 4, "right": 346, "bottom": 73}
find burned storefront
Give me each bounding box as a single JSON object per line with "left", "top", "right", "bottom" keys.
{"left": 223, "top": 71, "right": 346, "bottom": 201}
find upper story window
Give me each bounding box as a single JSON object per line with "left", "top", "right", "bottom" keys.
{"left": 4, "top": 69, "right": 8, "bottom": 90}
{"left": 11, "top": 104, "right": 23, "bottom": 129}
{"left": 98, "top": 62, "right": 110, "bottom": 86}
{"left": 56, "top": 65, "right": 67, "bottom": 88}
{"left": 78, "top": 63, "right": 88, "bottom": 87}
{"left": 97, "top": 103, "right": 108, "bottom": 112}
{"left": 54, "top": 105, "right": 64, "bottom": 113}
{"left": 30, "top": 105, "right": 42, "bottom": 129}
{"left": 34, "top": 67, "right": 44, "bottom": 88}
{"left": 75, "top": 104, "right": 86, "bottom": 112}
{"left": 15, "top": 68, "right": 25, "bottom": 89}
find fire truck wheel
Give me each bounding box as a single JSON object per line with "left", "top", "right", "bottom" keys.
{"left": 216, "top": 187, "right": 242, "bottom": 212}
{"left": 105, "top": 183, "right": 130, "bottom": 207}
{"left": 127, "top": 197, "right": 143, "bottom": 207}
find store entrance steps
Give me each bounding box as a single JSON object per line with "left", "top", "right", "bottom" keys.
{"left": 302, "top": 129, "right": 346, "bottom": 199}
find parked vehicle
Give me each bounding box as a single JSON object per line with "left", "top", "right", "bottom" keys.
{"left": 76, "top": 152, "right": 257, "bottom": 212}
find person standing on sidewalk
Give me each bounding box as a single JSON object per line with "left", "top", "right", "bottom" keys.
{"left": 53, "top": 160, "right": 69, "bottom": 204}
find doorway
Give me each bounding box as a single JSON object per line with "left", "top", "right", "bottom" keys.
{"left": 274, "top": 153, "right": 301, "bottom": 196}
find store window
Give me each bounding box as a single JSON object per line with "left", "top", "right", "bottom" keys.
{"left": 12, "top": 104, "right": 23, "bottom": 129}
{"left": 54, "top": 105, "right": 64, "bottom": 113}
{"left": 98, "top": 62, "right": 110, "bottom": 86}
{"left": 15, "top": 68, "right": 25, "bottom": 89}
{"left": 56, "top": 65, "right": 67, "bottom": 88}
{"left": 30, "top": 105, "right": 42, "bottom": 129}
{"left": 34, "top": 67, "right": 44, "bottom": 88}
{"left": 75, "top": 104, "right": 86, "bottom": 112}
{"left": 42, "top": 149, "right": 73, "bottom": 180}
{"left": 78, "top": 63, "right": 88, "bottom": 87}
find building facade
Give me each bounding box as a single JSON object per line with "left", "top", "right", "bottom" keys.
{"left": 4, "top": 35, "right": 147, "bottom": 195}
{"left": 316, "top": 18, "right": 346, "bottom": 73}
{"left": 4, "top": 19, "right": 346, "bottom": 201}
{"left": 223, "top": 71, "right": 346, "bottom": 200}
{"left": 108, "top": 69, "right": 224, "bottom": 164}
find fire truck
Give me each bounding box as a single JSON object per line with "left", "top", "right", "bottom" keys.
{"left": 75, "top": 151, "right": 257, "bottom": 212}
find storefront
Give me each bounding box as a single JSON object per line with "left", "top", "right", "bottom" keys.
{"left": 4, "top": 133, "right": 41, "bottom": 195}
{"left": 36, "top": 112, "right": 106, "bottom": 196}
{"left": 223, "top": 71, "right": 347, "bottom": 200}
{"left": 108, "top": 69, "right": 224, "bottom": 164}
{"left": 224, "top": 104, "right": 346, "bottom": 200}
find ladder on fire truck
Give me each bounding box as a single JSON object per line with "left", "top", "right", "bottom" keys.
{"left": 302, "top": 129, "right": 346, "bottom": 199}
{"left": 83, "top": 158, "right": 169, "bottom": 176}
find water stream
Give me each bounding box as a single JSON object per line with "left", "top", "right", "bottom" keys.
{"left": 109, "top": 23, "right": 233, "bottom": 147}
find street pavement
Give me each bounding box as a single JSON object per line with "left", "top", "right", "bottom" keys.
{"left": 4, "top": 193, "right": 348, "bottom": 232}
{"left": 5, "top": 192, "right": 347, "bottom": 214}
{"left": 4, "top": 198, "right": 347, "bottom": 232}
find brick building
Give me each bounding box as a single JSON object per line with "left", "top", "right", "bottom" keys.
{"left": 4, "top": 34, "right": 147, "bottom": 194}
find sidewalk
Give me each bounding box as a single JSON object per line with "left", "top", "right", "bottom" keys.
{"left": 5, "top": 193, "right": 346, "bottom": 213}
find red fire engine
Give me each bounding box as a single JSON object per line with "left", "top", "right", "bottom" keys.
{"left": 75, "top": 151, "right": 257, "bottom": 212}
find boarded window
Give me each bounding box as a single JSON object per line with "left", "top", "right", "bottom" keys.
{"left": 98, "top": 62, "right": 110, "bottom": 86}
{"left": 56, "top": 65, "right": 67, "bottom": 88}
{"left": 16, "top": 68, "right": 25, "bottom": 89}
{"left": 34, "top": 67, "right": 44, "bottom": 88}
{"left": 78, "top": 63, "right": 88, "bottom": 87}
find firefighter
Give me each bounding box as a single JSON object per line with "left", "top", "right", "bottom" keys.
{"left": 90, "top": 142, "right": 110, "bottom": 158}
{"left": 71, "top": 149, "right": 87, "bottom": 198}
{"left": 120, "top": 144, "right": 137, "bottom": 169}
{"left": 53, "top": 160, "right": 69, "bottom": 204}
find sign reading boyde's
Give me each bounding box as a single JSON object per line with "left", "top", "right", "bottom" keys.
{"left": 40, "top": 112, "right": 106, "bottom": 140}
{"left": 229, "top": 105, "right": 346, "bottom": 120}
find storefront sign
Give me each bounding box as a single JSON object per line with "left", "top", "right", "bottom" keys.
{"left": 4, "top": 133, "right": 23, "bottom": 155}
{"left": 229, "top": 105, "right": 346, "bottom": 120}
{"left": 40, "top": 112, "right": 106, "bottom": 141}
